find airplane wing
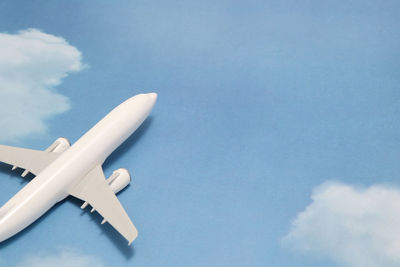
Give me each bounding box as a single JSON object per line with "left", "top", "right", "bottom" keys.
{"left": 0, "top": 145, "right": 60, "bottom": 176}
{"left": 68, "top": 165, "right": 138, "bottom": 245}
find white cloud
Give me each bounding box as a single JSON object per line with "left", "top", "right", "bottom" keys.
{"left": 16, "top": 249, "right": 105, "bottom": 267}
{"left": 283, "top": 182, "right": 400, "bottom": 267}
{"left": 0, "top": 29, "right": 84, "bottom": 142}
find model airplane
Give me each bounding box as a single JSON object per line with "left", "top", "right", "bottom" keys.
{"left": 0, "top": 93, "right": 157, "bottom": 245}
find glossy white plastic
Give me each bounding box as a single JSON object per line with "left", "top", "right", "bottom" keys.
{"left": 0, "top": 93, "right": 157, "bottom": 244}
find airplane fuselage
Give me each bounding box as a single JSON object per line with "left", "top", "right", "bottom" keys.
{"left": 0, "top": 93, "right": 157, "bottom": 242}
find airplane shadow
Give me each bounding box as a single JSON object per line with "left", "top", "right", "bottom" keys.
{"left": 0, "top": 116, "right": 154, "bottom": 259}
{"left": 0, "top": 197, "right": 135, "bottom": 260}
{"left": 71, "top": 197, "right": 136, "bottom": 259}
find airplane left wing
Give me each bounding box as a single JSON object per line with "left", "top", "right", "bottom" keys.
{"left": 68, "top": 165, "right": 138, "bottom": 245}
{"left": 0, "top": 145, "right": 59, "bottom": 176}
{"left": 0, "top": 138, "right": 70, "bottom": 177}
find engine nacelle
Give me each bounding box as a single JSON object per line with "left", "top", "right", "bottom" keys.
{"left": 46, "top": 137, "right": 70, "bottom": 153}
{"left": 107, "top": 168, "right": 131, "bottom": 194}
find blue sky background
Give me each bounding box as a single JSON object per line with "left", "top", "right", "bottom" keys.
{"left": 0, "top": 1, "right": 399, "bottom": 266}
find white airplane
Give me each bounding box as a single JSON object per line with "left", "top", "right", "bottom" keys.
{"left": 0, "top": 93, "right": 157, "bottom": 245}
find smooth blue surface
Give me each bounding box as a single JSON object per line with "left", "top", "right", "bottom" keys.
{"left": 0, "top": 1, "right": 399, "bottom": 266}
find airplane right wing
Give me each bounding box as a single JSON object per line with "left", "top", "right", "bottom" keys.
{"left": 68, "top": 165, "right": 138, "bottom": 245}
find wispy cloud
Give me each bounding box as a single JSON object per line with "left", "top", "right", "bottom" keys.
{"left": 283, "top": 182, "right": 400, "bottom": 267}
{"left": 16, "top": 249, "right": 105, "bottom": 267}
{"left": 0, "top": 29, "right": 84, "bottom": 142}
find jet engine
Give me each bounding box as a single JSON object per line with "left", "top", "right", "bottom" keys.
{"left": 107, "top": 168, "right": 131, "bottom": 194}
{"left": 45, "top": 137, "right": 70, "bottom": 153}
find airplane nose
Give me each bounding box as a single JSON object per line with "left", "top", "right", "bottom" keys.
{"left": 147, "top": 93, "right": 157, "bottom": 101}
{"left": 146, "top": 93, "right": 157, "bottom": 108}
